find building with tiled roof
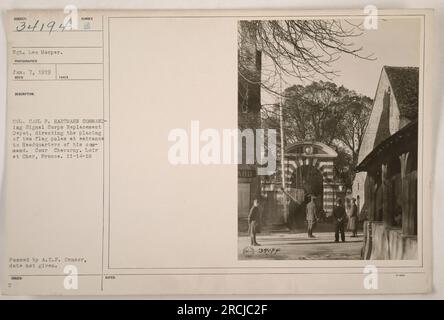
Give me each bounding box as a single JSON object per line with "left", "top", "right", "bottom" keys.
{"left": 353, "top": 66, "right": 419, "bottom": 260}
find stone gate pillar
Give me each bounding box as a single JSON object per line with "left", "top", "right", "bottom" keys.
{"left": 319, "top": 160, "right": 334, "bottom": 216}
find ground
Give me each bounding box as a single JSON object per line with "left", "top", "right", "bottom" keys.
{"left": 238, "top": 223, "right": 363, "bottom": 260}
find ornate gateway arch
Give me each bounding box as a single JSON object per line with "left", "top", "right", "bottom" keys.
{"left": 284, "top": 141, "right": 338, "bottom": 216}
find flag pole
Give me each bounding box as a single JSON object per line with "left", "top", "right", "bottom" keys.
{"left": 279, "top": 78, "right": 287, "bottom": 224}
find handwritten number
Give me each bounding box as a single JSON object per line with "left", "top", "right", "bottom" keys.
{"left": 15, "top": 20, "right": 64, "bottom": 33}
{"left": 47, "top": 21, "right": 55, "bottom": 34}
{"left": 16, "top": 22, "right": 26, "bottom": 32}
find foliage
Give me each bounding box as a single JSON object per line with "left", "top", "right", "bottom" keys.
{"left": 262, "top": 81, "right": 373, "bottom": 187}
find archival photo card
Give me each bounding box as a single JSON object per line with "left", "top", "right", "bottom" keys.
{"left": 1, "top": 9, "right": 434, "bottom": 295}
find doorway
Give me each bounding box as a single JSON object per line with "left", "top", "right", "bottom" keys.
{"left": 238, "top": 183, "right": 250, "bottom": 218}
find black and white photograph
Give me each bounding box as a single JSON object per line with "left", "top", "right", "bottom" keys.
{"left": 0, "top": 6, "right": 438, "bottom": 297}
{"left": 238, "top": 18, "right": 420, "bottom": 261}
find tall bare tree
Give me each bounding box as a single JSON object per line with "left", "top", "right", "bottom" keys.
{"left": 238, "top": 19, "right": 374, "bottom": 193}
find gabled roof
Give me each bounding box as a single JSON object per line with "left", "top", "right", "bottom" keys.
{"left": 356, "top": 65, "right": 419, "bottom": 164}
{"left": 356, "top": 120, "right": 418, "bottom": 172}
{"left": 384, "top": 66, "right": 419, "bottom": 120}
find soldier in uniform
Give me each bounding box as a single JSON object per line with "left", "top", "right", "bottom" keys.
{"left": 348, "top": 198, "right": 358, "bottom": 237}
{"left": 306, "top": 196, "right": 318, "bottom": 238}
{"left": 248, "top": 199, "right": 260, "bottom": 246}
{"left": 333, "top": 198, "right": 346, "bottom": 242}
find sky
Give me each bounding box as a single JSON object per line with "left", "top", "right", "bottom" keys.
{"left": 262, "top": 17, "right": 421, "bottom": 104}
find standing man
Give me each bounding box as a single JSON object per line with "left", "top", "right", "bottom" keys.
{"left": 306, "top": 196, "right": 317, "bottom": 238}
{"left": 333, "top": 198, "right": 346, "bottom": 243}
{"left": 349, "top": 198, "right": 358, "bottom": 237}
{"left": 248, "top": 199, "right": 260, "bottom": 246}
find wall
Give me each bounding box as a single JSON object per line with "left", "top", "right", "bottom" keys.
{"left": 352, "top": 171, "right": 366, "bottom": 213}
{"left": 352, "top": 69, "right": 391, "bottom": 211}
{"left": 362, "top": 221, "right": 417, "bottom": 260}
{"left": 353, "top": 67, "right": 401, "bottom": 216}
{"left": 237, "top": 22, "right": 262, "bottom": 230}
{"left": 357, "top": 68, "right": 391, "bottom": 164}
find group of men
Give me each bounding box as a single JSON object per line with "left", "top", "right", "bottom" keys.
{"left": 247, "top": 196, "right": 358, "bottom": 246}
